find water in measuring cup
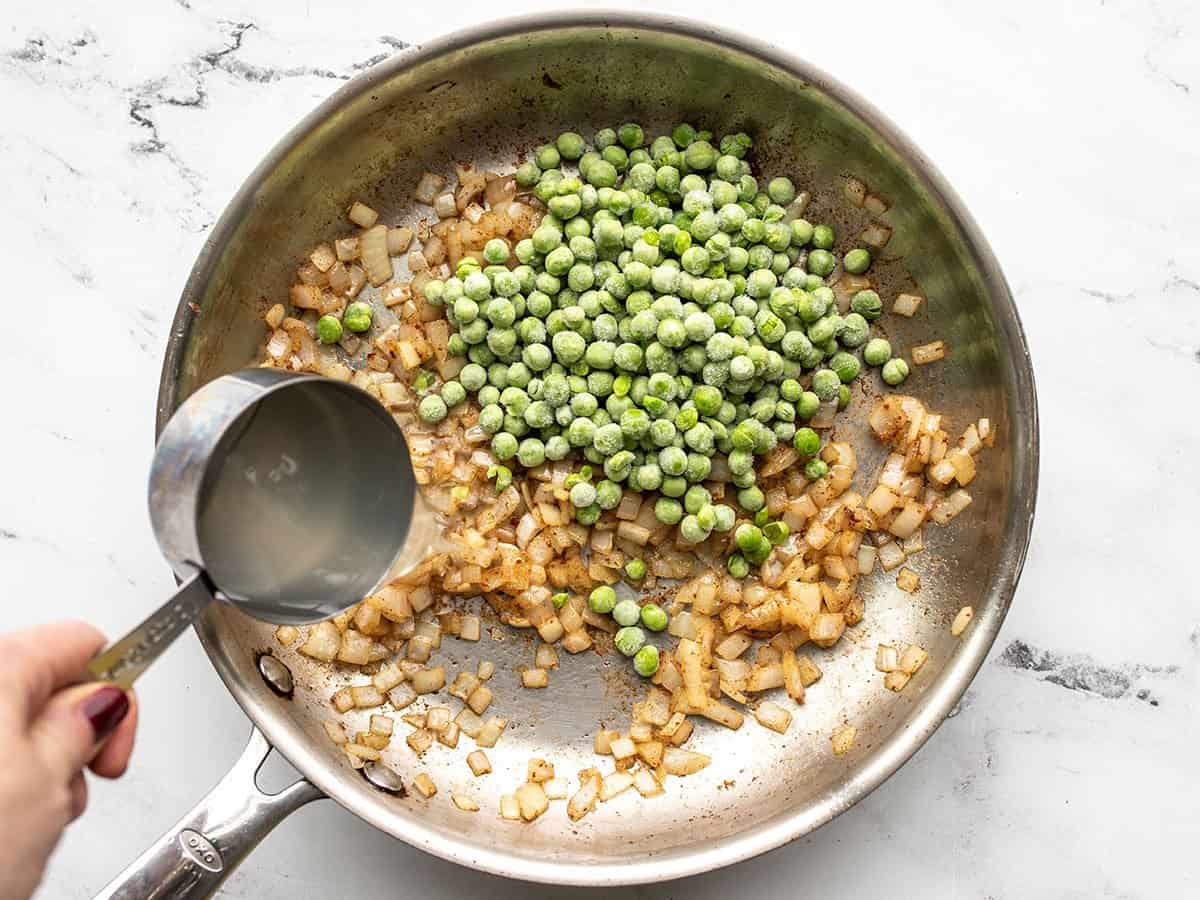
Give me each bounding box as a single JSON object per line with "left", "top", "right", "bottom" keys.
{"left": 196, "top": 384, "right": 418, "bottom": 623}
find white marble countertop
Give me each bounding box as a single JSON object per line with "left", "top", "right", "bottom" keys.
{"left": 2, "top": 0, "right": 1197, "bottom": 897}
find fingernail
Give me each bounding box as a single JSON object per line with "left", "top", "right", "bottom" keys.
{"left": 81, "top": 686, "right": 129, "bottom": 742}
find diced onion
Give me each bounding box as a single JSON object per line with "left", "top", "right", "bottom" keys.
{"left": 662, "top": 747, "right": 710, "bottom": 776}
{"left": 359, "top": 224, "right": 393, "bottom": 286}
{"left": 434, "top": 192, "right": 457, "bottom": 219}
{"left": 912, "top": 340, "right": 946, "bottom": 365}
{"left": 830, "top": 724, "right": 857, "bottom": 756}
{"left": 893, "top": 293, "right": 923, "bottom": 317}
{"left": 568, "top": 771, "right": 601, "bottom": 821}
{"left": 754, "top": 701, "right": 793, "bottom": 734}
{"left": 896, "top": 567, "right": 920, "bottom": 593}
{"left": 844, "top": 177, "right": 866, "bottom": 207}
{"left": 599, "top": 771, "right": 635, "bottom": 801}
{"left": 875, "top": 644, "right": 898, "bottom": 672}
{"left": 414, "top": 173, "right": 444, "bottom": 205}
{"left": 348, "top": 201, "right": 378, "bottom": 228}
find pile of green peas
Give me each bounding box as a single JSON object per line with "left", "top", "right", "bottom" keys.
{"left": 584, "top": 584, "right": 669, "bottom": 677}
{"left": 316, "top": 301, "right": 373, "bottom": 346}
{"left": 414, "top": 122, "right": 908, "bottom": 544}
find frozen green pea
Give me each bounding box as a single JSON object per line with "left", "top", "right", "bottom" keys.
{"left": 601, "top": 145, "right": 628, "bottom": 173}
{"left": 516, "top": 437, "right": 546, "bottom": 468}
{"left": 682, "top": 311, "right": 715, "bottom": 343}
{"left": 843, "top": 248, "right": 871, "bottom": 274}
{"left": 806, "top": 248, "right": 835, "bottom": 277}
{"left": 734, "top": 524, "right": 763, "bottom": 554}
{"left": 515, "top": 160, "right": 541, "bottom": 188}
{"left": 491, "top": 432, "right": 518, "bottom": 460}
{"left": 587, "top": 159, "right": 619, "bottom": 188}
{"left": 744, "top": 536, "right": 771, "bottom": 565}
{"left": 633, "top": 644, "right": 659, "bottom": 677}
{"left": 522, "top": 343, "right": 553, "bottom": 372}
{"left": 727, "top": 448, "right": 754, "bottom": 477}
{"left": 535, "top": 144, "right": 561, "bottom": 170}
{"left": 681, "top": 246, "right": 710, "bottom": 275}
{"left": 658, "top": 445, "right": 687, "bottom": 476}
{"left": 727, "top": 553, "right": 750, "bottom": 578}
{"left": 588, "top": 585, "right": 617, "bottom": 614}
{"left": 613, "top": 599, "right": 641, "bottom": 627}
{"left": 633, "top": 463, "right": 661, "bottom": 491}
{"left": 595, "top": 479, "right": 622, "bottom": 510}
{"left": 552, "top": 330, "right": 586, "bottom": 365}
{"left": 763, "top": 521, "right": 789, "bottom": 545}
{"left": 679, "top": 514, "right": 710, "bottom": 543}
{"left": 790, "top": 219, "right": 814, "bottom": 247}
{"left": 660, "top": 475, "right": 687, "bottom": 498}
{"left": 863, "top": 338, "right": 892, "bottom": 367}
{"left": 593, "top": 422, "right": 624, "bottom": 455}
{"left": 686, "top": 452, "right": 711, "bottom": 483}
{"left": 882, "top": 357, "right": 910, "bottom": 386}
{"left": 811, "top": 368, "right": 841, "bottom": 401}
{"left": 711, "top": 504, "right": 736, "bottom": 533}
{"left": 829, "top": 351, "right": 861, "bottom": 383}
{"left": 683, "top": 485, "right": 711, "bottom": 515}
{"left": 556, "top": 130, "right": 585, "bottom": 160}
{"left": 684, "top": 140, "right": 717, "bottom": 171}
{"left": 316, "top": 315, "right": 342, "bottom": 345}
{"left": 671, "top": 123, "right": 697, "bottom": 147}
{"left": 545, "top": 436, "right": 570, "bottom": 461}
{"left": 603, "top": 450, "right": 635, "bottom": 482}
{"left": 483, "top": 238, "right": 510, "bottom": 265}
{"left": 730, "top": 355, "right": 755, "bottom": 381}
{"left": 805, "top": 458, "right": 829, "bottom": 480}
{"left": 569, "top": 481, "right": 597, "bottom": 509}
{"left": 840, "top": 312, "right": 870, "bottom": 348}
{"left": 793, "top": 426, "right": 820, "bottom": 457}
{"left": 344, "top": 301, "right": 373, "bottom": 333}
{"left": 695, "top": 504, "right": 718, "bottom": 533}
{"left": 576, "top": 503, "right": 601, "bottom": 525}
{"left": 441, "top": 381, "right": 467, "bottom": 408}
{"left": 737, "top": 486, "right": 765, "bottom": 512}
{"left": 654, "top": 497, "right": 683, "bottom": 525}
{"left": 418, "top": 394, "right": 447, "bottom": 423}
{"left": 851, "top": 289, "right": 883, "bottom": 320}
{"left": 692, "top": 385, "right": 723, "bottom": 416}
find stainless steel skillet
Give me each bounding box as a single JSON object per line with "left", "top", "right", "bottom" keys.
{"left": 101, "top": 11, "right": 1037, "bottom": 896}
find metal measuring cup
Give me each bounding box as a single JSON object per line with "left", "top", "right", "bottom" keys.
{"left": 88, "top": 369, "right": 416, "bottom": 688}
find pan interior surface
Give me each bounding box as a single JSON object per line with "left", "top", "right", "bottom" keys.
{"left": 161, "top": 15, "right": 1035, "bottom": 885}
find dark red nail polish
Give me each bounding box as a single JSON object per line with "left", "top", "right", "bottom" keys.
{"left": 81, "top": 686, "right": 129, "bottom": 742}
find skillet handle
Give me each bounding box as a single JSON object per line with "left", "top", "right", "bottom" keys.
{"left": 94, "top": 727, "right": 324, "bottom": 900}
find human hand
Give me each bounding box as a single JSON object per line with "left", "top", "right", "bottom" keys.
{"left": 0, "top": 621, "right": 137, "bottom": 900}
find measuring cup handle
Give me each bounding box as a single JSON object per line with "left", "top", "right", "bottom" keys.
{"left": 88, "top": 570, "right": 214, "bottom": 688}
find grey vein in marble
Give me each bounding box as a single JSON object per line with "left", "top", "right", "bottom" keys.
{"left": 998, "top": 640, "right": 1178, "bottom": 704}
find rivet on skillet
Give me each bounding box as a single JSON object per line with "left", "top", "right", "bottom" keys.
{"left": 362, "top": 763, "right": 407, "bottom": 796}
{"left": 256, "top": 653, "right": 294, "bottom": 698}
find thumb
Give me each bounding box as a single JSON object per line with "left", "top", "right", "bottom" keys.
{"left": 31, "top": 683, "right": 131, "bottom": 779}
